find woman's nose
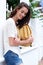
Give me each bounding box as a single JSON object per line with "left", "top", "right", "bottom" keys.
{"left": 22, "top": 13, "right": 25, "bottom": 17}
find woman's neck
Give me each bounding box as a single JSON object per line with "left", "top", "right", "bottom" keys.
{"left": 12, "top": 15, "right": 18, "bottom": 22}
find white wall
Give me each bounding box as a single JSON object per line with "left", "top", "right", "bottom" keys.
{"left": 0, "top": 0, "right": 6, "bottom": 63}
{"left": 0, "top": 0, "right": 6, "bottom": 55}
{"left": 21, "top": 48, "right": 40, "bottom": 65}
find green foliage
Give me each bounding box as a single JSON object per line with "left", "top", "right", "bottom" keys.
{"left": 6, "top": 0, "right": 20, "bottom": 19}
{"left": 7, "top": 0, "right": 20, "bottom": 10}
{"left": 29, "top": 0, "right": 41, "bottom": 18}
{"left": 6, "top": 11, "right": 11, "bottom": 19}
{"left": 29, "top": 0, "right": 33, "bottom": 2}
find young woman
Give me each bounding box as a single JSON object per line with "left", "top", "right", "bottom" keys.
{"left": 4, "top": 2, "right": 33, "bottom": 65}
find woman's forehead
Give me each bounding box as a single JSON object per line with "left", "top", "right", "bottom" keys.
{"left": 19, "top": 6, "right": 28, "bottom": 12}
{"left": 20, "top": 6, "right": 28, "bottom": 10}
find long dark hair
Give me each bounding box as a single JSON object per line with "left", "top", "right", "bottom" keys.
{"left": 9, "top": 2, "right": 31, "bottom": 28}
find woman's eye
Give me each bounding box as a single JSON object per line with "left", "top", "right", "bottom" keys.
{"left": 21, "top": 11, "right": 27, "bottom": 16}
{"left": 21, "top": 11, "right": 24, "bottom": 13}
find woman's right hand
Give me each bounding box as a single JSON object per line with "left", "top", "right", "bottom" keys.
{"left": 26, "top": 36, "right": 34, "bottom": 44}
{"left": 19, "top": 36, "right": 34, "bottom": 46}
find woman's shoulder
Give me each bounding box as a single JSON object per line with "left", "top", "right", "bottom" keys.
{"left": 6, "top": 18, "right": 12, "bottom": 22}
{"left": 6, "top": 18, "right": 14, "bottom": 24}
{"left": 6, "top": 18, "right": 16, "bottom": 27}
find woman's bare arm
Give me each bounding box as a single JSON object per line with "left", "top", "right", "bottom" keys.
{"left": 8, "top": 36, "right": 33, "bottom": 46}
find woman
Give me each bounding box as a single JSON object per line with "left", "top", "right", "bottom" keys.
{"left": 4, "top": 2, "right": 33, "bottom": 65}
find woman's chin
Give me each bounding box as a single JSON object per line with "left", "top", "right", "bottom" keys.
{"left": 18, "top": 17, "right": 23, "bottom": 20}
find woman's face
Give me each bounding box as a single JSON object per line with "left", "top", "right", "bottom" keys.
{"left": 16, "top": 6, "right": 28, "bottom": 20}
